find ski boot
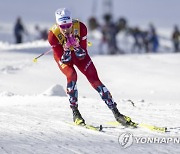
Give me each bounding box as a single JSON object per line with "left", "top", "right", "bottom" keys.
{"left": 72, "top": 107, "right": 85, "bottom": 125}
{"left": 112, "top": 108, "right": 137, "bottom": 127}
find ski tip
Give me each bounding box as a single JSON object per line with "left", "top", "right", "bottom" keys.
{"left": 139, "top": 123, "right": 167, "bottom": 133}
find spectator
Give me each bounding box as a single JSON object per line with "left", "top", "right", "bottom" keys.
{"left": 100, "top": 13, "right": 121, "bottom": 54}
{"left": 88, "top": 16, "right": 99, "bottom": 31}
{"left": 116, "top": 17, "right": 127, "bottom": 33}
{"left": 131, "top": 27, "right": 143, "bottom": 53}
{"left": 148, "top": 24, "right": 159, "bottom": 52}
{"left": 14, "top": 17, "right": 26, "bottom": 43}
{"left": 141, "top": 31, "right": 150, "bottom": 53}
{"left": 35, "top": 25, "right": 48, "bottom": 40}
{"left": 172, "top": 25, "right": 180, "bottom": 52}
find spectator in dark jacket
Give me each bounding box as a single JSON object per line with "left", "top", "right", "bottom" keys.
{"left": 148, "top": 24, "right": 159, "bottom": 52}
{"left": 14, "top": 17, "right": 26, "bottom": 43}
{"left": 100, "top": 14, "right": 122, "bottom": 54}
{"left": 172, "top": 25, "right": 180, "bottom": 52}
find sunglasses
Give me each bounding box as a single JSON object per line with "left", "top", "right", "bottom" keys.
{"left": 59, "top": 23, "right": 72, "bottom": 29}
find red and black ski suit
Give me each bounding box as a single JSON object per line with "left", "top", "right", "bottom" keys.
{"left": 48, "top": 20, "right": 116, "bottom": 109}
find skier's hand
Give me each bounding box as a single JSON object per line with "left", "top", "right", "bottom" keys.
{"left": 61, "top": 50, "right": 71, "bottom": 64}
{"left": 74, "top": 47, "right": 86, "bottom": 60}
{"left": 63, "top": 34, "right": 79, "bottom": 51}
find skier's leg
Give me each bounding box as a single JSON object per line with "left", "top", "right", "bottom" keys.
{"left": 96, "top": 85, "right": 135, "bottom": 126}
{"left": 67, "top": 80, "right": 85, "bottom": 124}
{"left": 95, "top": 84, "right": 117, "bottom": 109}
{"left": 58, "top": 64, "right": 78, "bottom": 106}
{"left": 75, "top": 55, "right": 135, "bottom": 126}
{"left": 75, "top": 54, "right": 116, "bottom": 109}
{"left": 58, "top": 64, "right": 85, "bottom": 124}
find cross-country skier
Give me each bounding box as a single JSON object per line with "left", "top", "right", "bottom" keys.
{"left": 48, "top": 8, "right": 135, "bottom": 126}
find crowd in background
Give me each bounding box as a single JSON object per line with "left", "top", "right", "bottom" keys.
{"left": 13, "top": 15, "right": 180, "bottom": 54}
{"left": 88, "top": 14, "right": 180, "bottom": 54}
{"left": 13, "top": 17, "right": 48, "bottom": 44}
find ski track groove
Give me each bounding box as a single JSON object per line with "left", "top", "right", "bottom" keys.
{"left": 0, "top": 146, "right": 9, "bottom": 154}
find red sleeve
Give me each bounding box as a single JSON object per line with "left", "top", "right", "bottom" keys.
{"left": 79, "top": 22, "right": 87, "bottom": 51}
{"left": 48, "top": 30, "right": 64, "bottom": 63}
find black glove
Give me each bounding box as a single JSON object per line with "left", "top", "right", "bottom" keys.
{"left": 61, "top": 50, "right": 71, "bottom": 64}
{"left": 74, "top": 47, "right": 86, "bottom": 60}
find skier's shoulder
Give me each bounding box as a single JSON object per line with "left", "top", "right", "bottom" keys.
{"left": 72, "top": 19, "right": 87, "bottom": 31}
{"left": 48, "top": 24, "right": 61, "bottom": 45}
{"left": 49, "top": 23, "right": 59, "bottom": 32}
{"left": 48, "top": 23, "right": 63, "bottom": 40}
{"left": 72, "top": 19, "right": 87, "bottom": 37}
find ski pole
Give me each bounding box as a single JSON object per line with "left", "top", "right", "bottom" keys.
{"left": 33, "top": 48, "right": 52, "bottom": 63}
{"left": 33, "top": 41, "right": 92, "bottom": 63}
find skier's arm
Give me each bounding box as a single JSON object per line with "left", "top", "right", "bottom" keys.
{"left": 48, "top": 30, "right": 64, "bottom": 63}
{"left": 79, "top": 22, "right": 87, "bottom": 52}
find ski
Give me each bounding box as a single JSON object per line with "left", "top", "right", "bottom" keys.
{"left": 68, "top": 122, "right": 103, "bottom": 132}
{"left": 138, "top": 123, "right": 167, "bottom": 132}
{"left": 106, "top": 121, "right": 167, "bottom": 133}
{"left": 77, "top": 123, "right": 103, "bottom": 132}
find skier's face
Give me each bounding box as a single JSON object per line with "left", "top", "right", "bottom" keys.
{"left": 59, "top": 23, "right": 72, "bottom": 36}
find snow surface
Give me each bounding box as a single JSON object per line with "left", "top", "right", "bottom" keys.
{"left": 0, "top": 0, "right": 180, "bottom": 153}
{"left": 0, "top": 40, "right": 180, "bottom": 154}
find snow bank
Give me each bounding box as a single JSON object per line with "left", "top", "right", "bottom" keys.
{"left": 0, "top": 91, "right": 16, "bottom": 97}
{"left": 0, "top": 40, "right": 49, "bottom": 51}
{"left": 41, "top": 84, "right": 66, "bottom": 97}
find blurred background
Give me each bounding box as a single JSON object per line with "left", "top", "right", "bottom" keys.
{"left": 0, "top": 0, "right": 180, "bottom": 54}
